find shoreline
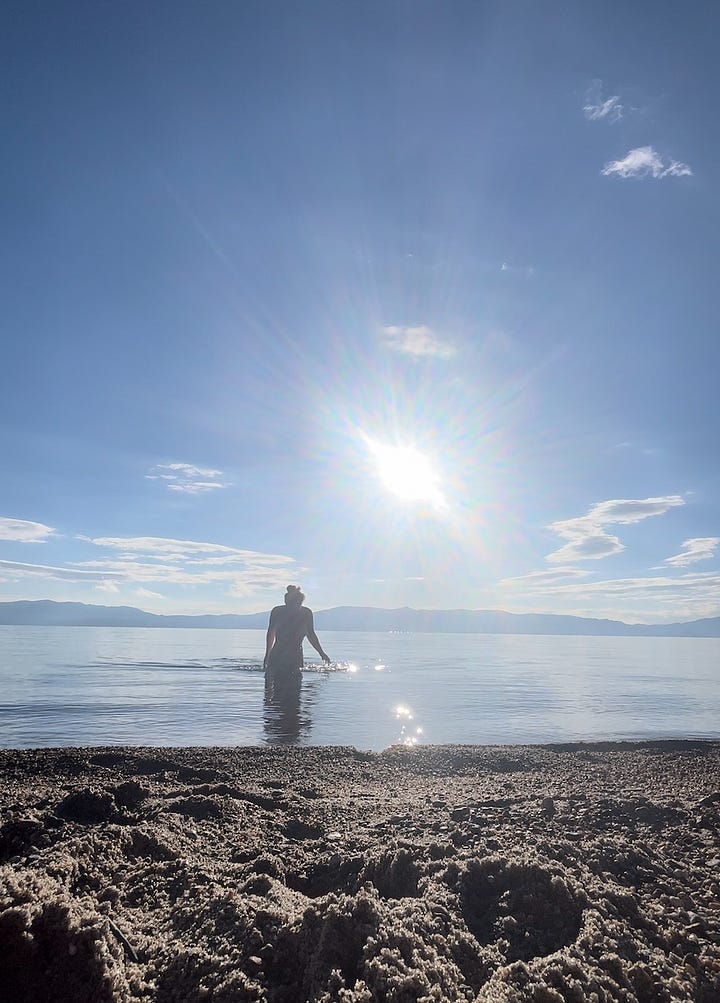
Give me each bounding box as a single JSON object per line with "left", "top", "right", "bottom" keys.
{"left": 2, "top": 742, "right": 719, "bottom": 1001}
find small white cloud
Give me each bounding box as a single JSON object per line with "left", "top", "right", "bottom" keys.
{"left": 602, "top": 146, "right": 692, "bottom": 180}
{"left": 136, "top": 587, "right": 164, "bottom": 600}
{"left": 380, "top": 326, "right": 456, "bottom": 359}
{"left": 147, "top": 462, "right": 228, "bottom": 494}
{"left": 95, "top": 581, "right": 120, "bottom": 594}
{"left": 547, "top": 495, "right": 685, "bottom": 563}
{"left": 584, "top": 80, "right": 623, "bottom": 123}
{"left": 663, "top": 537, "right": 720, "bottom": 568}
{"left": 0, "top": 517, "right": 55, "bottom": 543}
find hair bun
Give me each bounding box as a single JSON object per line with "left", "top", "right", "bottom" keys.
{"left": 284, "top": 584, "right": 305, "bottom": 604}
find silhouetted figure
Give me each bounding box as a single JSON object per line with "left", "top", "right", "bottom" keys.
{"left": 263, "top": 585, "right": 330, "bottom": 676}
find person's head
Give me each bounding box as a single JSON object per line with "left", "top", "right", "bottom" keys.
{"left": 284, "top": 585, "right": 305, "bottom": 606}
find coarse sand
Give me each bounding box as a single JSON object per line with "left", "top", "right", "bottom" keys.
{"left": 1, "top": 742, "right": 719, "bottom": 1002}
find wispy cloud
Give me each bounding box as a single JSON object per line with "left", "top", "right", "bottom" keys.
{"left": 602, "top": 146, "right": 692, "bottom": 180}
{"left": 0, "top": 517, "right": 55, "bottom": 543}
{"left": 84, "top": 536, "right": 292, "bottom": 563}
{"left": 69, "top": 535, "right": 299, "bottom": 596}
{"left": 146, "top": 462, "right": 228, "bottom": 494}
{"left": 0, "top": 530, "right": 299, "bottom": 602}
{"left": 380, "top": 326, "right": 456, "bottom": 359}
{"left": 546, "top": 495, "right": 685, "bottom": 563}
{"left": 500, "top": 262, "right": 534, "bottom": 278}
{"left": 583, "top": 80, "right": 623, "bottom": 123}
{"left": 500, "top": 570, "right": 720, "bottom": 623}
{"left": 662, "top": 537, "right": 720, "bottom": 568}
{"left": 500, "top": 567, "right": 591, "bottom": 586}
{"left": 0, "top": 560, "right": 123, "bottom": 583}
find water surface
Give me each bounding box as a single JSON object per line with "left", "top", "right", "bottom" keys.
{"left": 1, "top": 627, "right": 718, "bottom": 749}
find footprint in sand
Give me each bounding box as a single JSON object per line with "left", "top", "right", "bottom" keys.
{"left": 0, "top": 900, "right": 124, "bottom": 1003}
{"left": 457, "top": 858, "right": 584, "bottom": 962}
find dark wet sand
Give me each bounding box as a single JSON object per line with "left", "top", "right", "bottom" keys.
{"left": 1, "top": 742, "right": 719, "bottom": 1002}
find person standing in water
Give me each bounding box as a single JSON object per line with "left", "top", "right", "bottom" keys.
{"left": 263, "top": 585, "right": 330, "bottom": 675}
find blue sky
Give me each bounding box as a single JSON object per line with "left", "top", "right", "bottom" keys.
{"left": 1, "top": 1, "right": 718, "bottom": 623}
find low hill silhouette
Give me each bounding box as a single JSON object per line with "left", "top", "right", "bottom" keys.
{"left": 1, "top": 600, "right": 719, "bottom": 637}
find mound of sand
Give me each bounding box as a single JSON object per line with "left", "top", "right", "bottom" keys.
{"left": 1, "top": 742, "right": 719, "bottom": 1002}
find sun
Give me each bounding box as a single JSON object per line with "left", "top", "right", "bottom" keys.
{"left": 365, "top": 438, "right": 446, "bottom": 507}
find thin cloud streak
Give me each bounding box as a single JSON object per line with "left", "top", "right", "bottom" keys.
{"left": 500, "top": 570, "right": 720, "bottom": 623}
{"left": 72, "top": 558, "right": 294, "bottom": 587}
{"left": 0, "top": 560, "right": 124, "bottom": 583}
{"left": 85, "top": 536, "right": 293, "bottom": 563}
{"left": 500, "top": 567, "right": 591, "bottom": 586}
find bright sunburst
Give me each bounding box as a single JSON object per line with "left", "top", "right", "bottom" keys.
{"left": 365, "top": 437, "right": 446, "bottom": 508}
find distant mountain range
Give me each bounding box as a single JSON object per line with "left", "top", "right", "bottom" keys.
{"left": 1, "top": 599, "right": 719, "bottom": 637}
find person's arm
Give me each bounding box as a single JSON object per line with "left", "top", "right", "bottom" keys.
{"left": 263, "top": 609, "right": 278, "bottom": 669}
{"left": 306, "top": 610, "right": 330, "bottom": 663}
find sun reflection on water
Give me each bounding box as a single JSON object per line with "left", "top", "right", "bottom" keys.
{"left": 395, "top": 704, "right": 424, "bottom": 746}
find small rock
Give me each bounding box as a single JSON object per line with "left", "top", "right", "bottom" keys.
{"left": 541, "top": 797, "right": 556, "bottom": 817}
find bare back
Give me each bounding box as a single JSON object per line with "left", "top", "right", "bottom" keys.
{"left": 265, "top": 604, "right": 312, "bottom": 671}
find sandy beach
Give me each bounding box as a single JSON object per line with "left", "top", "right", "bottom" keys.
{"left": 1, "top": 742, "right": 719, "bottom": 1002}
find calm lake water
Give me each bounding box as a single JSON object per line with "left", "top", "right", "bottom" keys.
{"left": 1, "top": 626, "right": 718, "bottom": 750}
